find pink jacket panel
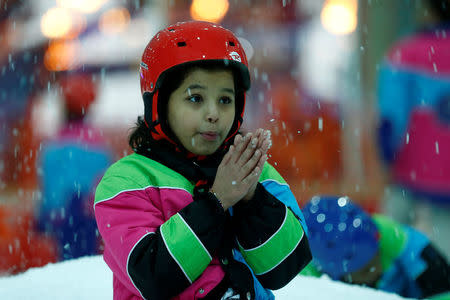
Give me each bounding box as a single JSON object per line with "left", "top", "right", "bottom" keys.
{"left": 95, "top": 185, "right": 225, "bottom": 299}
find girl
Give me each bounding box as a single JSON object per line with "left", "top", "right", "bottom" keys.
{"left": 94, "top": 21, "right": 311, "bottom": 300}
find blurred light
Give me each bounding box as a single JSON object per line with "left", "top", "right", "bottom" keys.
{"left": 66, "top": 13, "right": 87, "bottom": 39}
{"left": 99, "top": 7, "right": 130, "bottom": 35}
{"left": 44, "top": 40, "right": 79, "bottom": 71}
{"left": 190, "top": 0, "right": 229, "bottom": 23}
{"left": 57, "top": 0, "right": 108, "bottom": 14}
{"left": 320, "top": 0, "right": 357, "bottom": 35}
{"left": 41, "top": 7, "right": 73, "bottom": 39}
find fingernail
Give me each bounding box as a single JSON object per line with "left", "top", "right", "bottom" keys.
{"left": 251, "top": 138, "right": 257, "bottom": 148}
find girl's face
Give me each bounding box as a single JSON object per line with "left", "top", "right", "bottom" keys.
{"left": 167, "top": 68, "right": 236, "bottom": 155}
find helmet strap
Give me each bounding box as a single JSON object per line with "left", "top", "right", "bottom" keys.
{"left": 143, "top": 91, "right": 155, "bottom": 129}
{"left": 143, "top": 91, "right": 179, "bottom": 145}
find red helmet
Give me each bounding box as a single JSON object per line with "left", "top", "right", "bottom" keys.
{"left": 139, "top": 21, "right": 250, "bottom": 144}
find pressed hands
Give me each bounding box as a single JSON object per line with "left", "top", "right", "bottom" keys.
{"left": 211, "top": 128, "right": 272, "bottom": 210}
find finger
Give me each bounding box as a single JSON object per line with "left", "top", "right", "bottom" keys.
{"left": 255, "top": 128, "right": 265, "bottom": 148}
{"left": 240, "top": 148, "right": 262, "bottom": 178}
{"left": 251, "top": 153, "right": 266, "bottom": 178}
{"left": 256, "top": 153, "right": 267, "bottom": 171}
{"left": 233, "top": 132, "right": 252, "bottom": 162}
{"left": 242, "top": 165, "right": 262, "bottom": 187}
{"left": 254, "top": 128, "right": 262, "bottom": 138}
{"left": 259, "top": 138, "right": 271, "bottom": 155}
{"left": 221, "top": 145, "right": 234, "bottom": 165}
{"left": 237, "top": 136, "right": 258, "bottom": 166}
{"left": 234, "top": 134, "right": 242, "bottom": 145}
{"left": 253, "top": 129, "right": 270, "bottom": 152}
{"left": 234, "top": 132, "right": 251, "bottom": 148}
{"left": 263, "top": 129, "right": 271, "bottom": 142}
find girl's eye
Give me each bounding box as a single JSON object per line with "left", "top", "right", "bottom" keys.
{"left": 187, "top": 95, "right": 202, "bottom": 103}
{"left": 220, "top": 96, "right": 233, "bottom": 104}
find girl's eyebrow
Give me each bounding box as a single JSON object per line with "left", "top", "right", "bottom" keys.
{"left": 185, "top": 84, "right": 205, "bottom": 92}
{"left": 184, "top": 84, "right": 234, "bottom": 94}
{"left": 221, "top": 87, "right": 235, "bottom": 94}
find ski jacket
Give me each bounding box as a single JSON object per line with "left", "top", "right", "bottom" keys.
{"left": 377, "top": 25, "right": 450, "bottom": 203}
{"left": 300, "top": 214, "right": 450, "bottom": 298}
{"left": 94, "top": 153, "right": 311, "bottom": 299}
{"left": 38, "top": 121, "right": 112, "bottom": 260}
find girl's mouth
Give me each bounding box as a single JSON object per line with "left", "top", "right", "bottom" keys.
{"left": 200, "top": 132, "right": 219, "bottom": 141}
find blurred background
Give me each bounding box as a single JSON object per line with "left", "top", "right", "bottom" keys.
{"left": 0, "top": 0, "right": 449, "bottom": 275}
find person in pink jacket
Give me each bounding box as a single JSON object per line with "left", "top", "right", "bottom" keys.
{"left": 94, "top": 21, "right": 312, "bottom": 299}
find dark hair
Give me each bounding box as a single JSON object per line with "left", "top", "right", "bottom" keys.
{"left": 129, "top": 62, "right": 246, "bottom": 153}
{"left": 128, "top": 116, "right": 151, "bottom": 152}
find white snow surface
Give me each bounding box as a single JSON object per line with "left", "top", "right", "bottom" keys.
{"left": 0, "top": 255, "right": 409, "bottom": 300}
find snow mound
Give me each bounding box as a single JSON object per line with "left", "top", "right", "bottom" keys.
{"left": 0, "top": 255, "right": 409, "bottom": 300}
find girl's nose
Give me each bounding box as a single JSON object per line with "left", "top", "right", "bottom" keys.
{"left": 206, "top": 102, "right": 219, "bottom": 123}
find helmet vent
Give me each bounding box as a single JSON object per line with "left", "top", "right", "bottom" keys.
{"left": 177, "top": 41, "right": 187, "bottom": 47}
{"left": 229, "top": 41, "right": 235, "bottom": 46}
{"left": 168, "top": 28, "right": 175, "bottom": 32}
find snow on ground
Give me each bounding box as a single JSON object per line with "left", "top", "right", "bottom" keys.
{"left": 0, "top": 255, "right": 409, "bottom": 300}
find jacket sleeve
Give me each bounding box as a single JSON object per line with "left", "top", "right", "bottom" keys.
{"left": 399, "top": 225, "right": 450, "bottom": 298}
{"left": 375, "top": 215, "right": 450, "bottom": 298}
{"left": 233, "top": 166, "right": 312, "bottom": 290}
{"left": 94, "top": 175, "right": 226, "bottom": 300}
{"left": 416, "top": 243, "right": 450, "bottom": 298}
